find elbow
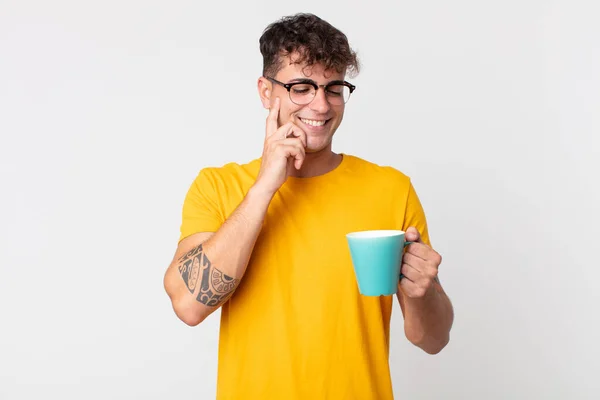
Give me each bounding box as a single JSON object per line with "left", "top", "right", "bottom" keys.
{"left": 172, "top": 298, "right": 207, "bottom": 327}
{"left": 406, "top": 331, "right": 450, "bottom": 355}
{"left": 163, "top": 273, "right": 207, "bottom": 327}
{"left": 422, "top": 335, "right": 450, "bottom": 355}
{"left": 178, "top": 311, "right": 205, "bottom": 327}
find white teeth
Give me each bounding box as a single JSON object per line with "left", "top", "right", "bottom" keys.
{"left": 300, "top": 118, "right": 327, "bottom": 127}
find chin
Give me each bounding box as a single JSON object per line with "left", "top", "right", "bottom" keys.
{"left": 305, "top": 137, "right": 333, "bottom": 154}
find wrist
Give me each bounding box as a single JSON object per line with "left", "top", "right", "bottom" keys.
{"left": 247, "top": 184, "right": 276, "bottom": 204}
{"left": 403, "top": 284, "right": 439, "bottom": 307}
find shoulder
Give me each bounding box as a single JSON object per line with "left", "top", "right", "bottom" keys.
{"left": 195, "top": 158, "right": 261, "bottom": 185}
{"left": 344, "top": 154, "right": 412, "bottom": 187}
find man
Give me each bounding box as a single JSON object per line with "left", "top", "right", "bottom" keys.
{"left": 164, "top": 13, "right": 454, "bottom": 400}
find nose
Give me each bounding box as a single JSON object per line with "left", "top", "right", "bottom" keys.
{"left": 309, "top": 87, "right": 331, "bottom": 114}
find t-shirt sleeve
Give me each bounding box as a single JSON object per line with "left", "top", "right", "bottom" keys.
{"left": 402, "top": 179, "right": 432, "bottom": 247}
{"left": 179, "top": 168, "right": 224, "bottom": 242}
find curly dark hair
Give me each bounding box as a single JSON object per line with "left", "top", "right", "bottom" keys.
{"left": 259, "top": 13, "right": 360, "bottom": 79}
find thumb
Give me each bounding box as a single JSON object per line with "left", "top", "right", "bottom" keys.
{"left": 405, "top": 227, "right": 422, "bottom": 243}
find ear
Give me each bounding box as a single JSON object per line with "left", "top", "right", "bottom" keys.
{"left": 257, "top": 77, "right": 271, "bottom": 109}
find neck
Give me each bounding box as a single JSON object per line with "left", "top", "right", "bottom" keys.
{"left": 289, "top": 148, "right": 343, "bottom": 178}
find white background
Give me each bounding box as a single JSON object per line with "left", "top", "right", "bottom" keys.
{"left": 1, "top": 0, "right": 599, "bottom": 399}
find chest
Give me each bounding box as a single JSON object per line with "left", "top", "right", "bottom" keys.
{"left": 249, "top": 188, "right": 400, "bottom": 294}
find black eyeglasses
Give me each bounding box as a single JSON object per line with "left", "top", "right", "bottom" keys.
{"left": 265, "top": 77, "right": 356, "bottom": 106}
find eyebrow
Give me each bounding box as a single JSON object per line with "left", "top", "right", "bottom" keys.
{"left": 288, "top": 78, "right": 316, "bottom": 84}
{"left": 287, "top": 78, "right": 346, "bottom": 85}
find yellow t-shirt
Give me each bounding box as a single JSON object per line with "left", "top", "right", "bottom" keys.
{"left": 179, "top": 154, "right": 430, "bottom": 400}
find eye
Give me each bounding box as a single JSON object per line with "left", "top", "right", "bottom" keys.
{"left": 291, "top": 84, "right": 313, "bottom": 95}
{"left": 326, "top": 85, "right": 344, "bottom": 96}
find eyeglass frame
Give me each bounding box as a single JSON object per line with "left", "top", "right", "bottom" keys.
{"left": 265, "top": 77, "right": 356, "bottom": 105}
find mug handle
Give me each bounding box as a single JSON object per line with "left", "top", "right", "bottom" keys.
{"left": 399, "top": 241, "right": 414, "bottom": 281}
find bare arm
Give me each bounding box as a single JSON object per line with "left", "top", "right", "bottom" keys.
{"left": 398, "top": 278, "right": 454, "bottom": 354}
{"left": 397, "top": 227, "right": 454, "bottom": 354}
{"left": 163, "top": 186, "right": 275, "bottom": 326}
{"left": 164, "top": 96, "right": 308, "bottom": 326}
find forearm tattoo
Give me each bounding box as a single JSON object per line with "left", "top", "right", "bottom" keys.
{"left": 177, "top": 244, "right": 240, "bottom": 307}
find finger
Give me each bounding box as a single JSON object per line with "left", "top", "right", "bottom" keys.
{"left": 292, "top": 143, "right": 306, "bottom": 170}
{"left": 290, "top": 124, "right": 308, "bottom": 148}
{"left": 268, "top": 119, "right": 308, "bottom": 148}
{"left": 289, "top": 115, "right": 308, "bottom": 147}
{"left": 400, "top": 261, "right": 421, "bottom": 281}
{"left": 403, "top": 252, "right": 426, "bottom": 271}
{"left": 280, "top": 122, "right": 297, "bottom": 139}
{"left": 405, "top": 243, "right": 428, "bottom": 262}
{"left": 295, "top": 155, "right": 303, "bottom": 170}
{"left": 265, "top": 121, "right": 291, "bottom": 145}
{"left": 399, "top": 274, "right": 419, "bottom": 295}
{"left": 406, "top": 243, "right": 441, "bottom": 265}
{"left": 265, "top": 97, "right": 280, "bottom": 138}
{"left": 405, "top": 227, "right": 422, "bottom": 243}
{"left": 278, "top": 138, "right": 308, "bottom": 166}
{"left": 267, "top": 121, "right": 295, "bottom": 142}
{"left": 278, "top": 143, "right": 306, "bottom": 165}
{"left": 399, "top": 276, "right": 429, "bottom": 298}
{"left": 279, "top": 123, "right": 307, "bottom": 148}
{"left": 265, "top": 136, "right": 304, "bottom": 158}
{"left": 288, "top": 147, "right": 306, "bottom": 170}
{"left": 279, "top": 137, "right": 306, "bottom": 148}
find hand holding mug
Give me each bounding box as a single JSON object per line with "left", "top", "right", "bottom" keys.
{"left": 399, "top": 227, "right": 442, "bottom": 299}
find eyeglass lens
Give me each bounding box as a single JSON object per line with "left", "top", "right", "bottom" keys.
{"left": 289, "top": 83, "right": 351, "bottom": 105}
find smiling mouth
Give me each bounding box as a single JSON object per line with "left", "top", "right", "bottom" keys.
{"left": 299, "top": 117, "right": 330, "bottom": 127}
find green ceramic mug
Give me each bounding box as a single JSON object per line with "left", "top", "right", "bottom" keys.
{"left": 346, "top": 230, "right": 413, "bottom": 296}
